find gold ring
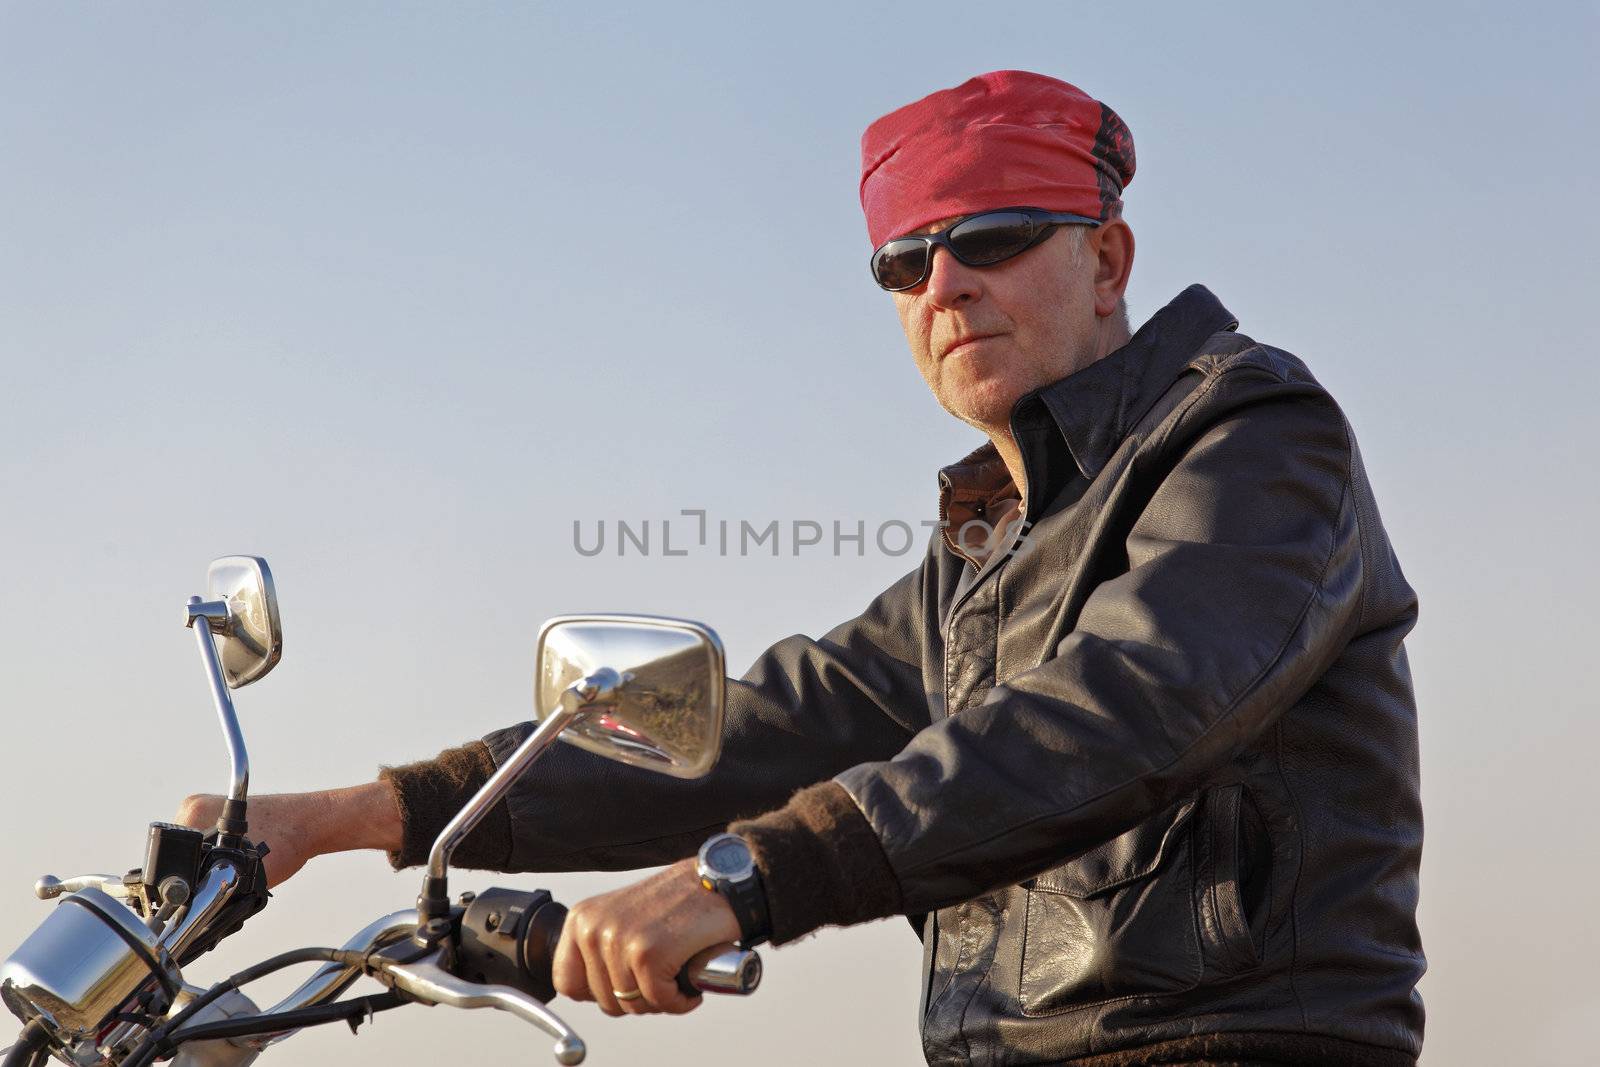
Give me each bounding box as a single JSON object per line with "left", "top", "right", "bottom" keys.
{"left": 612, "top": 988, "right": 644, "bottom": 1002}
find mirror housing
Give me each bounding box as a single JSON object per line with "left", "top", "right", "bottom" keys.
{"left": 205, "top": 556, "right": 283, "bottom": 689}
{"left": 537, "top": 614, "right": 726, "bottom": 780}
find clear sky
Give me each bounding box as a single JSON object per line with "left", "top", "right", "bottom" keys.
{"left": 1, "top": 3, "right": 1595, "bottom": 1064}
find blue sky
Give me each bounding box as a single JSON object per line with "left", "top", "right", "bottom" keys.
{"left": 1, "top": 3, "right": 1595, "bottom": 1063}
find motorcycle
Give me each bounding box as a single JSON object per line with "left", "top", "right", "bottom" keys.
{"left": 0, "top": 556, "right": 760, "bottom": 1066}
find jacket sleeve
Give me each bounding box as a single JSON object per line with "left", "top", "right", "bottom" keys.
{"left": 745, "top": 378, "right": 1365, "bottom": 931}
{"left": 383, "top": 561, "right": 930, "bottom": 873}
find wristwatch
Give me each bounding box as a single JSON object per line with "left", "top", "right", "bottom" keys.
{"left": 696, "top": 832, "right": 771, "bottom": 948}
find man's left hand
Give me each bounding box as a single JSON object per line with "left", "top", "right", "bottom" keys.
{"left": 552, "top": 857, "right": 742, "bottom": 1016}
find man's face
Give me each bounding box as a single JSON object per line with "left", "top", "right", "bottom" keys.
{"left": 891, "top": 219, "right": 1108, "bottom": 436}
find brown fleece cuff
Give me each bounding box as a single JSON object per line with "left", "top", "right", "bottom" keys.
{"left": 729, "top": 780, "right": 902, "bottom": 945}
{"left": 378, "top": 741, "right": 508, "bottom": 871}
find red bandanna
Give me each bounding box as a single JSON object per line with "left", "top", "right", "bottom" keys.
{"left": 860, "top": 70, "right": 1135, "bottom": 248}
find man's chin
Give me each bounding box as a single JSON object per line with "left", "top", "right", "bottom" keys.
{"left": 941, "top": 383, "right": 1028, "bottom": 435}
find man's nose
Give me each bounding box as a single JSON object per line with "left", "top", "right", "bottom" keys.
{"left": 923, "top": 246, "right": 983, "bottom": 307}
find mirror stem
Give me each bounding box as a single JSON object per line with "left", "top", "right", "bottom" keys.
{"left": 186, "top": 596, "right": 250, "bottom": 844}
{"left": 417, "top": 668, "right": 621, "bottom": 925}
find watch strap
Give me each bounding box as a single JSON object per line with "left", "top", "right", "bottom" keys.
{"left": 717, "top": 865, "right": 770, "bottom": 949}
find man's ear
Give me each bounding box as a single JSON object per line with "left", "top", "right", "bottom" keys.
{"left": 1092, "top": 219, "right": 1135, "bottom": 318}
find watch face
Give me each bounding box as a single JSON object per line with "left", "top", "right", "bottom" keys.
{"left": 705, "top": 835, "right": 753, "bottom": 878}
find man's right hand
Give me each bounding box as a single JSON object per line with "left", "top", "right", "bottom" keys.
{"left": 174, "top": 781, "right": 404, "bottom": 889}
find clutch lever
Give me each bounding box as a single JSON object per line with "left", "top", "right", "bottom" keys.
{"left": 35, "top": 873, "right": 137, "bottom": 901}
{"left": 371, "top": 949, "right": 585, "bottom": 1066}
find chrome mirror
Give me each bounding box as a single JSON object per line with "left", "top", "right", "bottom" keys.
{"left": 182, "top": 555, "right": 282, "bottom": 843}
{"left": 204, "top": 556, "right": 283, "bottom": 689}
{"left": 537, "top": 615, "right": 726, "bottom": 779}
{"left": 419, "top": 614, "right": 725, "bottom": 929}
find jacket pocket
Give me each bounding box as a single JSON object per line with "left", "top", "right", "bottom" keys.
{"left": 1017, "top": 797, "right": 1202, "bottom": 1016}
{"left": 1197, "top": 783, "right": 1271, "bottom": 975}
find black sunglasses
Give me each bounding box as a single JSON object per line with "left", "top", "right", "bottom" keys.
{"left": 870, "top": 207, "right": 1101, "bottom": 292}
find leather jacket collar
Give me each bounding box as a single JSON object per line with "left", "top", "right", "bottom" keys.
{"left": 938, "top": 283, "right": 1240, "bottom": 540}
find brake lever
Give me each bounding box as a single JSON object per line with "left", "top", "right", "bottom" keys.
{"left": 371, "top": 950, "right": 585, "bottom": 1066}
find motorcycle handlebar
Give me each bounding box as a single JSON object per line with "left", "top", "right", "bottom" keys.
{"left": 4, "top": 888, "right": 760, "bottom": 1067}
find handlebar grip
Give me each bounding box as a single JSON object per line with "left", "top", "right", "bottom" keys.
{"left": 674, "top": 944, "right": 762, "bottom": 997}
{"left": 462, "top": 889, "right": 761, "bottom": 1002}
{"left": 531, "top": 899, "right": 762, "bottom": 997}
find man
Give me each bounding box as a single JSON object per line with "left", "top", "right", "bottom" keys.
{"left": 181, "top": 71, "right": 1426, "bottom": 1065}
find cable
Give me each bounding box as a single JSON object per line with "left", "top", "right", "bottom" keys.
{"left": 160, "top": 991, "right": 404, "bottom": 1047}
{"left": 121, "top": 947, "right": 365, "bottom": 1067}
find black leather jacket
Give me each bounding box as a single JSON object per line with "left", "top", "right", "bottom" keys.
{"left": 467, "top": 285, "right": 1425, "bottom": 1065}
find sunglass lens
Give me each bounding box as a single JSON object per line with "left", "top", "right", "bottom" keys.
{"left": 873, "top": 239, "right": 931, "bottom": 290}
{"left": 948, "top": 211, "right": 1039, "bottom": 266}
